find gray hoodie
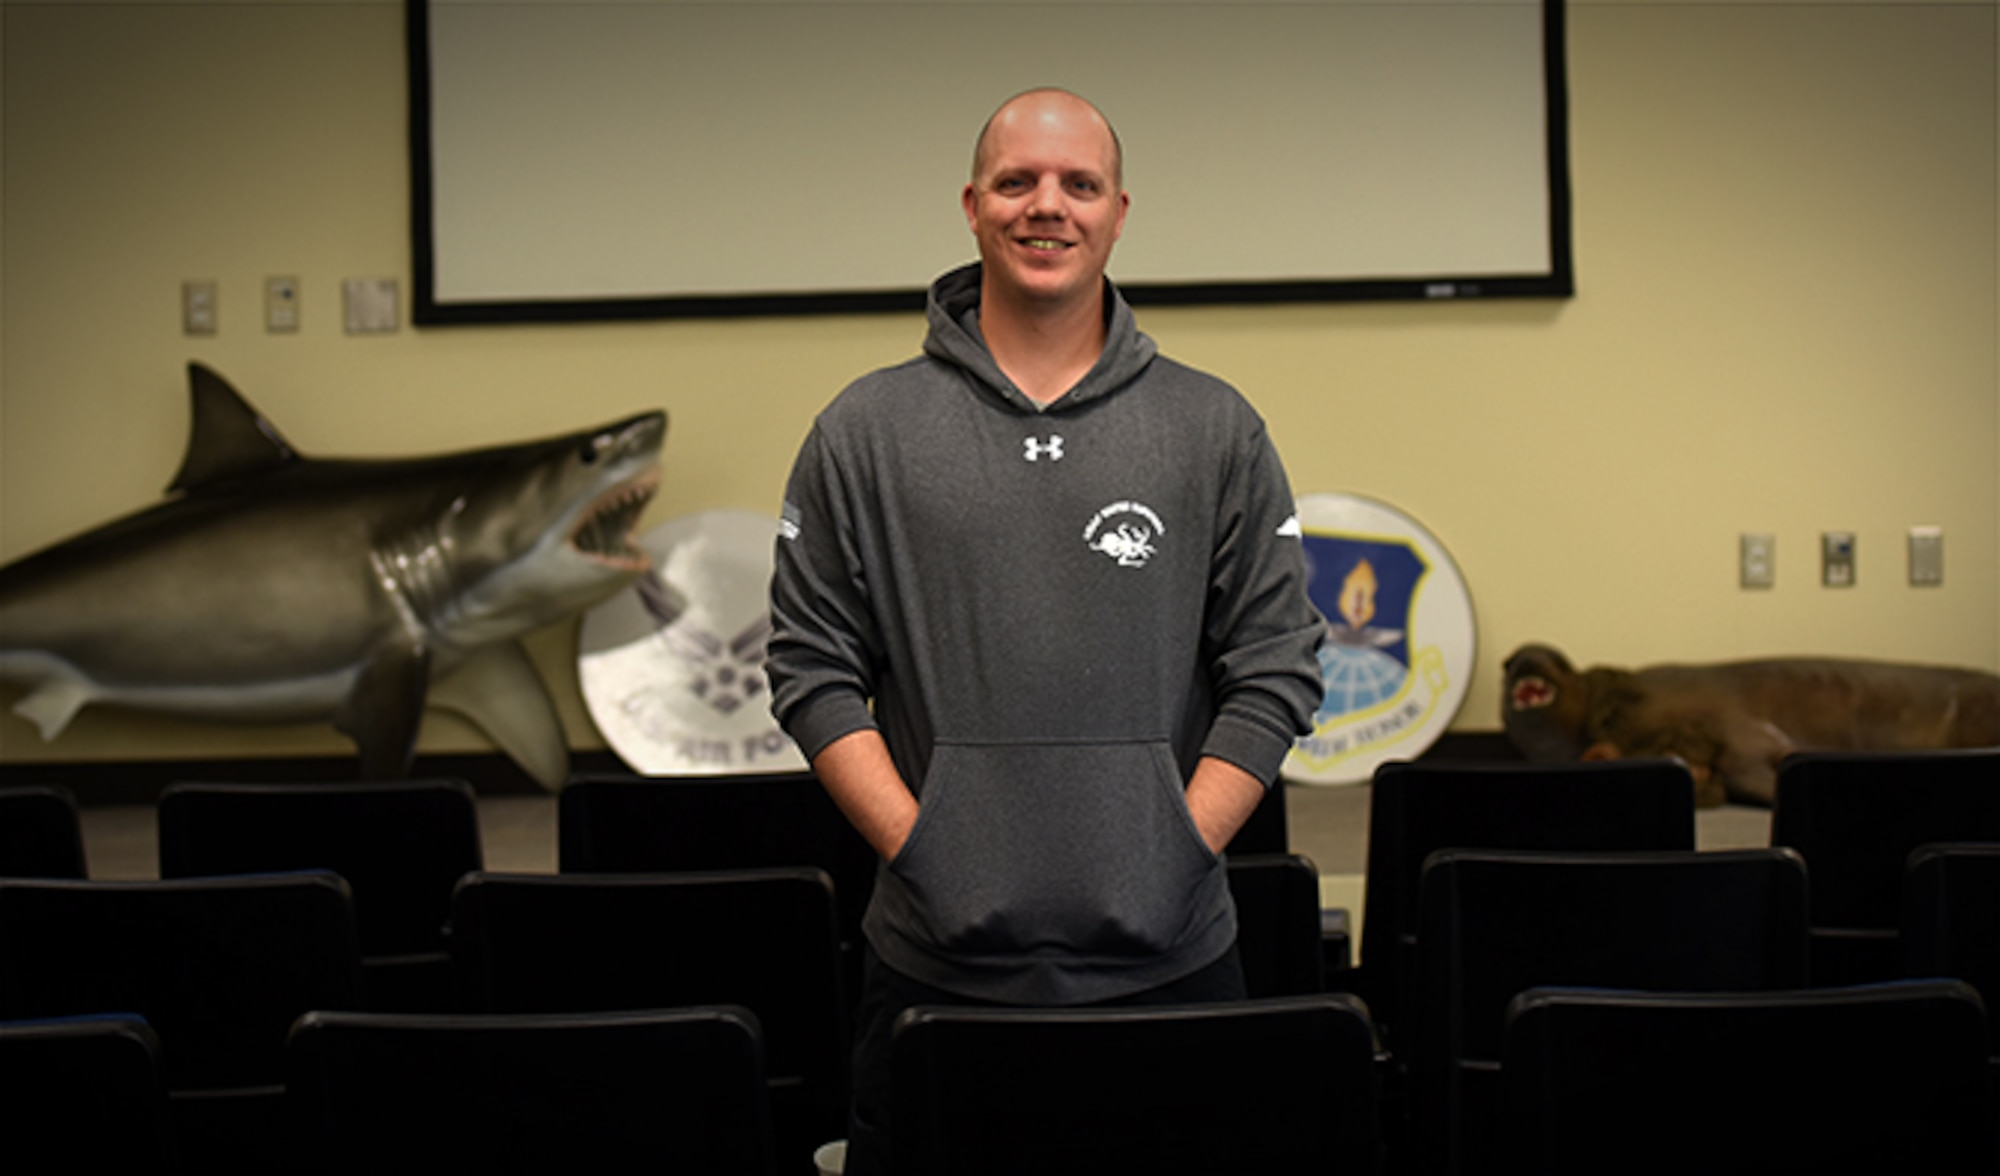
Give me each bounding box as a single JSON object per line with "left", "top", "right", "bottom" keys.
{"left": 767, "top": 264, "right": 1325, "bottom": 1004}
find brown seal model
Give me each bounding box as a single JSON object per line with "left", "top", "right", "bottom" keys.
{"left": 1502, "top": 643, "right": 2000, "bottom": 806}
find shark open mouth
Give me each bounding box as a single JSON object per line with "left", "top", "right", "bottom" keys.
{"left": 570, "top": 471, "right": 658, "bottom": 570}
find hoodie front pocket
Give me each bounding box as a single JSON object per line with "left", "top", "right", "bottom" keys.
{"left": 888, "top": 739, "right": 1220, "bottom": 961}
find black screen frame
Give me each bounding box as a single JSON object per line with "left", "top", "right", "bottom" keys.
{"left": 407, "top": 0, "right": 1573, "bottom": 325}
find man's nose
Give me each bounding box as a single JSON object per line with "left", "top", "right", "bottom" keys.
{"left": 1026, "top": 176, "right": 1066, "bottom": 217}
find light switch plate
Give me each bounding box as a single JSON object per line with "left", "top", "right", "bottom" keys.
{"left": 343, "top": 278, "right": 399, "bottom": 334}
{"left": 182, "top": 280, "right": 218, "bottom": 335}
{"left": 1740, "top": 533, "right": 1775, "bottom": 589}
{"left": 1909, "top": 526, "right": 1943, "bottom": 586}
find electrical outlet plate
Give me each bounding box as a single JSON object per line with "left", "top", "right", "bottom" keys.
{"left": 1739, "top": 533, "right": 1775, "bottom": 589}
{"left": 1822, "top": 531, "right": 1856, "bottom": 588}
{"left": 182, "top": 280, "right": 217, "bottom": 335}
{"left": 1909, "top": 526, "right": 1943, "bottom": 586}
{"left": 265, "top": 276, "right": 300, "bottom": 333}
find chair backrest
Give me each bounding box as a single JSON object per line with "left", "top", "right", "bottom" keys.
{"left": 0, "top": 784, "right": 88, "bottom": 879}
{"left": 158, "top": 778, "right": 482, "bottom": 1009}
{"left": 1360, "top": 758, "right": 1697, "bottom": 1043}
{"left": 0, "top": 871, "right": 361, "bottom": 1174}
{"left": 1228, "top": 780, "right": 1290, "bottom": 855}
{"left": 1772, "top": 748, "right": 2000, "bottom": 984}
{"left": 1414, "top": 848, "right": 1810, "bottom": 1175}
{"left": 0, "top": 1013, "right": 172, "bottom": 1173}
{"left": 449, "top": 867, "right": 846, "bottom": 1169}
{"left": 560, "top": 770, "right": 877, "bottom": 1015}
{"left": 1904, "top": 841, "right": 2000, "bottom": 1055}
{"left": 560, "top": 770, "right": 874, "bottom": 928}
{"left": 288, "top": 1006, "right": 776, "bottom": 1176}
{"left": 1500, "top": 980, "right": 1993, "bottom": 1175}
{"left": 890, "top": 994, "right": 1381, "bottom": 1176}
{"left": 0, "top": 870, "right": 361, "bottom": 1092}
{"left": 1226, "top": 852, "right": 1325, "bottom": 998}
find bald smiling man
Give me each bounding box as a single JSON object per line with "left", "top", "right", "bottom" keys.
{"left": 766, "top": 88, "right": 1327, "bottom": 1174}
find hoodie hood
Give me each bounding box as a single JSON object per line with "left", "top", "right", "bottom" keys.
{"left": 921, "top": 263, "right": 1159, "bottom": 414}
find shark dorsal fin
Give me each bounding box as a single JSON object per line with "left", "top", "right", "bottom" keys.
{"left": 168, "top": 362, "right": 301, "bottom": 493}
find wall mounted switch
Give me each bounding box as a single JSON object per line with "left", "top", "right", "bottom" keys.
{"left": 265, "top": 276, "right": 300, "bottom": 333}
{"left": 182, "top": 280, "right": 217, "bottom": 335}
{"left": 1909, "top": 526, "right": 1943, "bottom": 586}
{"left": 1739, "top": 533, "right": 1775, "bottom": 589}
{"left": 1822, "top": 531, "right": 1856, "bottom": 587}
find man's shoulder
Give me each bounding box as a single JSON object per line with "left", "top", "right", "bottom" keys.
{"left": 808, "top": 353, "right": 969, "bottom": 455}
{"left": 822, "top": 354, "right": 947, "bottom": 414}
{"left": 1144, "top": 352, "right": 1240, "bottom": 396}
{"left": 1129, "top": 353, "right": 1265, "bottom": 428}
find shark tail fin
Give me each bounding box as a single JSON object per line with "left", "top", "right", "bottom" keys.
{"left": 13, "top": 679, "right": 93, "bottom": 741}
{"left": 167, "top": 363, "right": 301, "bottom": 494}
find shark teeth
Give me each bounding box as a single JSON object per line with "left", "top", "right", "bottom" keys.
{"left": 571, "top": 471, "right": 658, "bottom": 570}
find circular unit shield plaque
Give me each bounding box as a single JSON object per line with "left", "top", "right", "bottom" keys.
{"left": 1285, "top": 492, "right": 1477, "bottom": 785}
{"left": 578, "top": 508, "right": 806, "bottom": 776}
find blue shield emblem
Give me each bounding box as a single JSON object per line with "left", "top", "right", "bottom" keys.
{"left": 1302, "top": 536, "right": 1428, "bottom": 722}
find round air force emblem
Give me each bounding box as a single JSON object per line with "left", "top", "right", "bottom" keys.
{"left": 1084, "top": 501, "right": 1164, "bottom": 568}
{"left": 577, "top": 509, "right": 806, "bottom": 775}
{"left": 1284, "top": 493, "right": 1476, "bottom": 786}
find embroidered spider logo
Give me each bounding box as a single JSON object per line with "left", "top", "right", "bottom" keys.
{"left": 1089, "top": 524, "right": 1156, "bottom": 568}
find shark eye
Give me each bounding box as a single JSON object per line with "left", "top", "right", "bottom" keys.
{"left": 580, "top": 433, "right": 611, "bottom": 464}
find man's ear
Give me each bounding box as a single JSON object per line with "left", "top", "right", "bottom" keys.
{"left": 1113, "top": 189, "right": 1130, "bottom": 240}
{"left": 962, "top": 182, "right": 979, "bottom": 231}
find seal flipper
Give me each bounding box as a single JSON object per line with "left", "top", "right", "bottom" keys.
{"left": 335, "top": 638, "right": 431, "bottom": 779}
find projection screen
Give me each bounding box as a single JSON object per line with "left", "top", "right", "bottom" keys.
{"left": 410, "top": 0, "right": 1572, "bottom": 322}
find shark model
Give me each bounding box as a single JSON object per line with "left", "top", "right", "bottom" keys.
{"left": 0, "top": 363, "right": 665, "bottom": 789}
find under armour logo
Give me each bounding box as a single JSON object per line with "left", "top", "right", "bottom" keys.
{"left": 1024, "top": 435, "right": 1065, "bottom": 462}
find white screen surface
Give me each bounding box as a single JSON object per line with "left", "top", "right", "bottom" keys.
{"left": 415, "top": 0, "right": 1569, "bottom": 319}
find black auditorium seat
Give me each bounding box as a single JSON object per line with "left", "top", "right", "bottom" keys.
{"left": 288, "top": 1006, "right": 776, "bottom": 1176}
{"left": 1499, "top": 979, "right": 1992, "bottom": 1175}
{"left": 891, "top": 994, "right": 1383, "bottom": 1176}
{"left": 1358, "top": 757, "right": 1697, "bottom": 1051}
{"left": 450, "top": 867, "right": 845, "bottom": 1175}
{"left": 1771, "top": 747, "right": 2000, "bottom": 985}
{"left": 0, "top": 783, "right": 88, "bottom": 878}
{"left": 0, "top": 870, "right": 361, "bottom": 1174}
{"left": 1411, "top": 847, "right": 1810, "bottom": 1175}
{"left": 158, "top": 777, "right": 482, "bottom": 1011}
{"left": 0, "top": 1012, "right": 172, "bottom": 1173}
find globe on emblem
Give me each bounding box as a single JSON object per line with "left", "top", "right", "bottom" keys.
{"left": 1317, "top": 644, "right": 1410, "bottom": 722}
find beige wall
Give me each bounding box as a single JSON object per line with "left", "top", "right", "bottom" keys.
{"left": 3, "top": 0, "right": 1996, "bottom": 770}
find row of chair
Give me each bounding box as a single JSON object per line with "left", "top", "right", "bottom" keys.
{"left": 8, "top": 974, "right": 1987, "bottom": 1175}
{"left": 5, "top": 747, "right": 1999, "bottom": 1174}
{"left": 1403, "top": 845, "right": 2000, "bottom": 1173}
{"left": 1, "top": 1002, "right": 785, "bottom": 1174}
{"left": 1354, "top": 750, "right": 2000, "bottom": 1174}
{"left": 1355, "top": 749, "right": 2000, "bottom": 1044}
{"left": 0, "top": 864, "right": 846, "bottom": 1173}
{"left": 1, "top": 991, "right": 1388, "bottom": 1176}
{"left": 0, "top": 803, "right": 1324, "bottom": 1175}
